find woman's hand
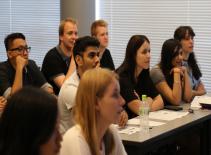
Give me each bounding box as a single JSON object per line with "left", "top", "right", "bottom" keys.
{"left": 118, "top": 110, "right": 128, "bottom": 128}
{"left": 0, "top": 96, "right": 7, "bottom": 112}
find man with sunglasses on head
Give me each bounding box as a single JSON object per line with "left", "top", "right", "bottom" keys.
{"left": 0, "top": 33, "right": 53, "bottom": 99}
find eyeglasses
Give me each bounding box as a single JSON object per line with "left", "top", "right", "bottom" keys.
{"left": 9, "top": 46, "right": 31, "bottom": 53}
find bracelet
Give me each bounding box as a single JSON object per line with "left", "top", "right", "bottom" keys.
{"left": 174, "top": 81, "right": 181, "bottom": 84}
{"left": 174, "top": 71, "right": 180, "bottom": 74}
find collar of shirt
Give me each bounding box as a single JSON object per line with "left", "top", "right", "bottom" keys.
{"left": 56, "top": 45, "right": 70, "bottom": 67}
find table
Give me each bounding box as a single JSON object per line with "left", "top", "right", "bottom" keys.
{"left": 120, "top": 104, "right": 211, "bottom": 155}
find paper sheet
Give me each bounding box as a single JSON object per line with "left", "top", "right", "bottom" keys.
{"left": 149, "top": 110, "right": 189, "bottom": 121}
{"left": 118, "top": 126, "right": 140, "bottom": 135}
{"left": 191, "top": 95, "right": 211, "bottom": 109}
{"left": 127, "top": 118, "right": 165, "bottom": 127}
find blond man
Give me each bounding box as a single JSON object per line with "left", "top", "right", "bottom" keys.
{"left": 91, "top": 19, "right": 115, "bottom": 70}
{"left": 42, "top": 18, "right": 78, "bottom": 95}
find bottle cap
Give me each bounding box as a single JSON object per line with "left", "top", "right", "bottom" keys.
{"left": 142, "top": 94, "right": 147, "bottom": 101}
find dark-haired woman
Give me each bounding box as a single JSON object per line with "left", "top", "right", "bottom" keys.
{"left": 0, "top": 87, "right": 62, "bottom": 155}
{"left": 150, "top": 39, "right": 192, "bottom": 105}
{"left": 117, "top": 35, "right": 163, "bottom": 119}
{"left": 174, "top": 26, "right": 206, "bottom": 97}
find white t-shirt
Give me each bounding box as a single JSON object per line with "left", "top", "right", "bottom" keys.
{"left": 58, "top": 71, "right": 80, "bottom": 134}
{"left": 60, "top": 125, "right": 127, "bottom": 155}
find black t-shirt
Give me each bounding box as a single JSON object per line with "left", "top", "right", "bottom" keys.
{"left": 100, "top": 48, "right": 115, "bottom": 70}
{"left": 119, "top": 69, "right": 159, "bottom": 118}
{"left": 41, "top": 47, "right": 69, "bottom": 95}
{"left": 0, "top": 59, "right": 47, "bottom": 96}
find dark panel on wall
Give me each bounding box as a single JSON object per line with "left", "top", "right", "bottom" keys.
{"left": 60, "top": 0, "right": 95, "bottom": 36}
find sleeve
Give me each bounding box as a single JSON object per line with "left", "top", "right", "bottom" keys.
{"left": 0, "top": 62, "right": 11, "bottom": 96}
{"left": 119, "top": 75, "right": 138, "bottom": 104}
{"left": 60, "top": 127, "right": 91, "bottom": 155}
{"left": 28, "top": 60, "right": 47, "bottom": 87}
{"left": 150, "top": 66, "right": 165, "bottom": 85}
{"left": 41, "top": 49, "right": 65, "bottom": 80}
{"left": 58, "top": 80, "right": 78, "bottom": 110}
{"left": 110, "top": 125, "right": 127, "bottom": 155}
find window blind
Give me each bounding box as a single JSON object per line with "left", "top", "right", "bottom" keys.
{"left": 0, "top": 0, "right": 60, "bottom": 67}
{"left": 97, "top": 0, "right": 211, "bottom": 92}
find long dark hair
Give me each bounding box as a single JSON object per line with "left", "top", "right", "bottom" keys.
{"left": 159, "top": 39, "right": 182, "bottom": 88}
{"left": 0, "top": 87, "right": 58, "bottom": 155}
{"left": 174, "top": 26, "right": 202, "bottom": 80}
{"left": 116, "top": 35, "right": 150, "bottom": 82}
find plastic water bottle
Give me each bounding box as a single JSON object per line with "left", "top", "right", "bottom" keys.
{"left": 139, "top": 94, "right": 149, "bottom": 133}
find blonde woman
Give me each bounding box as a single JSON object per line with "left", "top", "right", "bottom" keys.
{"left": 60, "top": 68, "right": 127, "bottom": 155}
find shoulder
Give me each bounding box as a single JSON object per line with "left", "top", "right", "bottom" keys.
{"left": 150, "top": 65, "right": 165, "bottom": 84}
{"left": 109, "top": 125, "right": 119, "bottom": 135}
{"left": 27, "top": 60, "right": 41, "bottom": 71}
{"left": 60, "top": 71, "right": 79, "bottom": 91}
{"left": 109, "top": 125, "right": 127, "bottom": 155}
{"left": 119, "top": 71, "right": 130, "bottom": 79}
{"left": 0, "top": 61, "right": 13, "bottom": 77}
{"left": 61, "top": 125, "right": 91, "bottom": 155}
{"left": 63, "top": 125, "right": 82, "bottom": 140}
{"left": 42, "top": 47, "right": 62, "bottom": 63}
{"left": 150, "top": 65, "right": 163, "bottom": 77}
{"left": 41, "top": 47, "right": 66, "bottom": 74}
{"left": 58, "top": 71, "right": 79, "bottom": 107}
{"left": 119, "top": 71, "right": 133, "bottom": 85}
{"left": 0, "top": 61, "right": 10, "bottom": 70}
{"left": 44, "top": 47, "right": 59, "bottom": 58}
{"left": 28, "top": 59, "right": 37, "bottom": 66}
{"left": 150, "top": 65, "right": 162, "bottom": 74}
{"left": 104, "top": 49, "right": 111, "bottom": 55}
{"left": 0, "top": 61, "right": 14, "bottom": 77}
{"left": 119, "top": 71, "right": 134, "bottom": 86}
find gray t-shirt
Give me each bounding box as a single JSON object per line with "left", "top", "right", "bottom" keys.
{"left": 150, "top": 65, "right": 165, "bottom": 85}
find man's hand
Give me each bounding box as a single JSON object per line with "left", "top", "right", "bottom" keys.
{"left": 15, "top": 55, "right": 28, "bottom": 70}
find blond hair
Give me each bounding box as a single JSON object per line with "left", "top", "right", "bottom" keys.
{"left": 74, "top": 68, "right": 118, "bottom": 155}
{"left": 59, "top": 17, "right": 77, "bottom": 36}
{"left": 91, "top": 19, "right": 108, "bottom": 36}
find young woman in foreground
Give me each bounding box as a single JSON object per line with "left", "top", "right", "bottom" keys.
{"left": 0, "top": 87, "right": 62, "bottom": 155}
{"left": 60, "top": 68, "right": 127, "bottom": 155}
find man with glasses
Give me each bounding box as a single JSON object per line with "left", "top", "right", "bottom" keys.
{"left": 0, "top": 33, "right": 53, "bottom": 98}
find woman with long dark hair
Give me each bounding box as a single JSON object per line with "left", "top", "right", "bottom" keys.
{"left": 174, "top": 26, "right": 206, "bottom": 97}
{"left": 117, "top": 35, "right": 163, "bottom": 119}
{"left": 150, "top": 39, "right": 192, "bottom": 105}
